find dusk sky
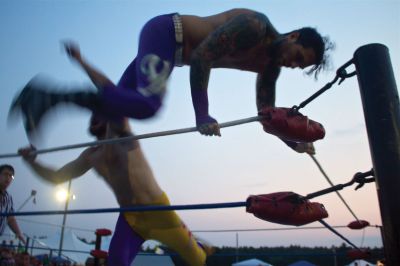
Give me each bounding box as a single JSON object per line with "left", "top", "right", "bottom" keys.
{"left": 0, "top": 0, "right": 399, "bottom": 250}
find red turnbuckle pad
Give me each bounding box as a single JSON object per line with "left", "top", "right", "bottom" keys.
{"left": 246, "top": 192, "right": 328, "bottom": 226}
{"left": 95, "top": 228, "right": 112, "bottom": 236}
{"left": 347, "top": 220, "right": 370, "bottom": 230}
{"left": 347, "top": 248, "right": 371, "bottom": 259}
{"left": 90, "top": 250, "right": 109, "bottom": 259}
{"left": 258, "top": 107, "right": 325, "bottom": 142}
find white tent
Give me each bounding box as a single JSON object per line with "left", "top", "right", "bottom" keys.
{"left": 31, "top": 229, "right": 96, "bottom": 263}
{"left": 232, "top": 258, "right": 273, "bottom": 266}
{"left": 33, "top": 229, "right": 174, "bottom": 265}
{"left": 347, "top": 259, "right": 374, "bottom": 266}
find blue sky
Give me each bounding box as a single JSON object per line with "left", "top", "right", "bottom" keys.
{"left": 0, "top": 0, "right": 399, "bottom": 250}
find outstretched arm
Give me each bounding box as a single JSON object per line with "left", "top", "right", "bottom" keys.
{"left": 18, "top": 145, "right": 92, "bottom": 184}
{"left": 63, "top": 41, "right": 113, "bottom": 90}
{"left": 7, "top": 216, "right": 25, "bottom": 244}
{"left": 256, "top": 69, "right": 315, "bottom": 155}
{"left": 190, "top": 12, "right": 268, "bottom": 136}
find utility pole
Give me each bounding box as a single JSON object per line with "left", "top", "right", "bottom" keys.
{"left": 58, "top": 180, "right": 72, "bottom": 258}
{"left": 235, "top": 232, "right": 239, "bottom": 263}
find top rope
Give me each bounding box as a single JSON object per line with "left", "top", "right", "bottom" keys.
{"left": 0, "top": 116, "right": 262, "bottom": 159}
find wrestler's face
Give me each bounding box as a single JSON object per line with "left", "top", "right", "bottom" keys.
{"left": 89, "top": 115, "right": 107, "bottom": 139}
{"left": 275, "top": 33, "right": 316, "bottom": 69}
{"left": 0, "top": 168, "right": 14, "bottom": 191}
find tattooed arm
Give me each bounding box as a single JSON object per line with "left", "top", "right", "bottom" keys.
{"left": 256, "top": 66, "right": 280, "bottom": 109}
{"left": 256, "top": 68, "right": 315, "bottom": 154}
{"left": 190, "top": 12, "right": 268, "bottom": 136}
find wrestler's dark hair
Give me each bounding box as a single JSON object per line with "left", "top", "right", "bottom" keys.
{"left": 294, "top": 27, "right": 334, "bottom": 79}
{"left": 88, "top": 114, "right": 107, "bottom": 138}
{"left": 0, "top": 164, "right": 14, "bottom": 174}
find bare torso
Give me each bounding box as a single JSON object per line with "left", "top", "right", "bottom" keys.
{"left": 86, "top": 133, "right": 162, "bottom": 207}
{"left": 71, "top": 11, "right": 281, "bottom": 206}
{"left": 181, "top": 8, "right": 279, "bottom": 72}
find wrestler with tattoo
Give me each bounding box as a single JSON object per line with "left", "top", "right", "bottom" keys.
{"left": 10, "top": 9, "right": 332, "bottom": 153}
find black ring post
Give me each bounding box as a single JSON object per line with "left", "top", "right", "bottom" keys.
{"left": 354, "top": 43, "right": 400, "bottom": 265}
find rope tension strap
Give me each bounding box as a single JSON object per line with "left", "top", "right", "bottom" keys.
{"left": 304, "top": 169, "right": 375, "bottom": 200}
{"left": 293, "top": 58, "right": 357, "bottom": 112}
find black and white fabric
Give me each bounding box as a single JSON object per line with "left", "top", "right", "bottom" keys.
{"left": 0, "top": 191, "right": 13, "bottom": 235}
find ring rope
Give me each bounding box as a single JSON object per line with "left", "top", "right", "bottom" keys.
{"left": 319, "top": 219, "right": 360, "bottom": 250}
{"left": 2, "top": 171, "right": 374, "bottom": 217}
{"left": 192, "top": 225, "right": 350, "bottom": 233}
{"left": 1, "top": 201, "right": 247, "bottom": 217}
{"left": 309, "top": 154, "right": 360, "bottom": 222}
{"left": 17, "top": 215, "right": 380, "bottom": 233}
{"left": 16, "top": 215, "right": 379, "bottom": 233}
{"left": 0, "top": 116, "right": 262, "bottom": 159}
{"left": 17, "top": 217, "right": 94, "bottom": 232}
{"left": 9, "top": 196, "right": 368, "bottom": 251}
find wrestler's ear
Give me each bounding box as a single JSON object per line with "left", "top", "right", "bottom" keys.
{"left": 287, "top": 31, "right": 300, "bottom": 43}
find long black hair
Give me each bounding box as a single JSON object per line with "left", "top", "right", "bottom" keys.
{"left": 295, "top": 27, "right": 335, "bottom": 79}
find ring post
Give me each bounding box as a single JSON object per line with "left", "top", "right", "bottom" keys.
{"left": 353, "top": 43, "right": 400, "bottom": 264}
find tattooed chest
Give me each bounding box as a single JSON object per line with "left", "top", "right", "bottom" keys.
{"left": 212, "top": 45, "right": 270, "bottom": 72}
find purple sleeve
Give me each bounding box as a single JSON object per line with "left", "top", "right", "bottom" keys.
{"left": 191, "top": 88, "right": 217, "bottom": 126}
